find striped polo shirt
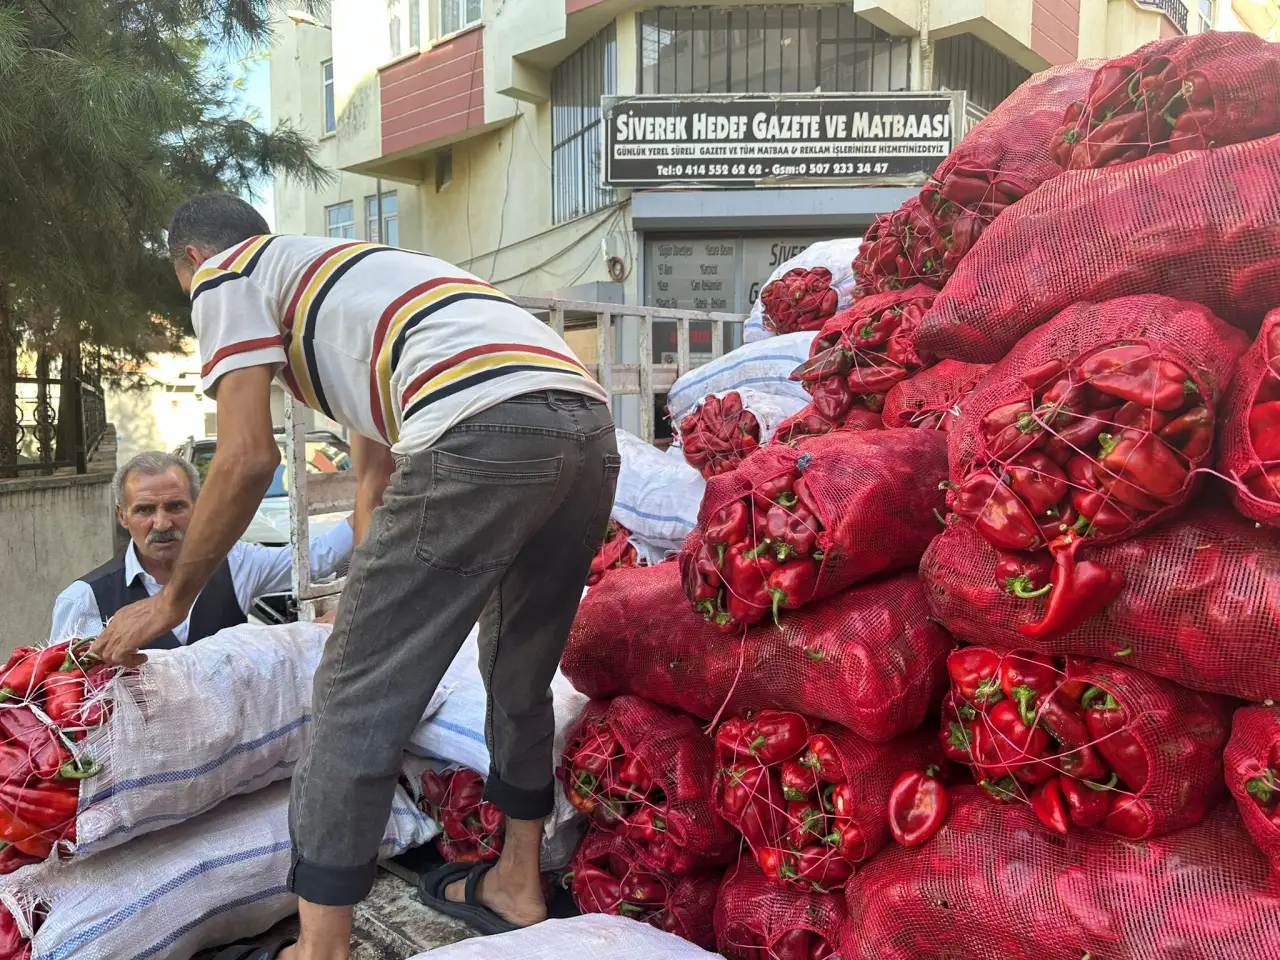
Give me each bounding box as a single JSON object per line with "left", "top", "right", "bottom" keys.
{"left": 190, "top": 235, "right": 608, "bottom": 454}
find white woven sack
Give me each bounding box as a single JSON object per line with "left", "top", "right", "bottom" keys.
{"left": 611, "top": 429, "right": 704, "bottom": 552}
{"left": 409, "top": 914, "right": 720, "bottom": 958}
{"left": 63, "top": 622, "right": 329, "bottom": 860}
{"left": 742, "top": 238, "right": 862, "bottom": 342}
{"left": 674, "top": 387, "right": 808, "bottom": 453}
{"left": 405, "top": 625, "right": 589, "bottom": 870}
{"left": 666, "top": 333, "right": 817, "bottom": 425}
{"left": 3, "top": 779, "right": 433, "bottom": 960}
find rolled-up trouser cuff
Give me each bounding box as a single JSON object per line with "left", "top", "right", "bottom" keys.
{"left": 484, "top": 773, "right": 555, "bottom": 821}
{"left": 288, "top": 852, "right": 379, "bottom": 906}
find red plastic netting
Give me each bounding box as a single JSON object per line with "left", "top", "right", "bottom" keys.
{"left": 1052, "top": 32, "right": 1280, "bottom": 170}
{"left": 760, "top": 267, "right": 839, "bottom": 336}
{"left": 713, "top": 717, "right": 939, "bottom": 891}
{"left": 920, "top": 498, "right": 1280, "bottom": 703}
{"left": 881, "top": 360, "right": 991, "bottom": 432}
{"left": 676, "top": 391, "right": 762, "bottom": 479}
{"left": 586, "top": 520, "right": 640, "bottom": 586}
{"left": 561, "top": 562, "right": 951, "bottom": 742}
{"left": 715, "top": 856, "right": 845, "bottom": 960}
{"left": 1218, "top": 309, "right": 1280, "bottom": 528}
{"left": 946, "top": 296, "right": 1248, "bottom": 557}
{"left": 1224, "top": 705, "right": 1280, "bottom": 870}
{"left": 681, "top": 429, "right": 947, "bottom": 630}
{"left": 0, "top": 640, "right": 115, "bottom": 875}
{"left": 843, "top": 787, "right": 1280, "bottom": 960}
{"left": 567, "top": 827, "right": 722, "bottom": 950}
{"left": 852, "top": 62, "right": 1098, "bottom": 297}
{"left": 791, "top": 286, "right": 936, "bottom": 425}
{"left": 419, "top": 767, "right": 504, "bottom": 862}
{"left": 771, "top": 405, "right": 881, "bottom": 445}
{"left": 559, "top": 696, "right": 736, "bottom": 875}
{"left": 916, "top": 134, "right": 1280, "bottom": 363}
{"left": 943, "top": 648, "right": 1230, "bottom": 839}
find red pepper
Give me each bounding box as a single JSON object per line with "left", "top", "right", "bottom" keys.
{"left": 826, "top": 817, "right": 866, "bottom": 861}
{"left": 1249, "top": 401, "right": 1280, "bottom": 463}
{"left": 949, "top": 470, "right": 1044, "bottom": 552}
{"left": 785, "top": 799, "right": 827, "bottom": 847}
{"left": 767, "top": 559, "right": 819, "bottom": 626}
{"left": 718, "top": 763, "right": 768, "bottom": 818}
{"left": 1018, "top": 533, "right": 1125, "bottom": 641}
{"left": 739, "top": 774, "right": 787, "bottom": 850}
{"left": 981, "top": 401, "right": 1047, "bottom": 461}
{"left": 1005, "top": 452, "right": 1068, "bottom": 516}
{"left": 0, "top": 645, "right": 70, "bottom": 702}
{"left": 795, "top": 844, "right": 853, "bottom": 891}
{"left": 946, "top": 647, "right": 1003, "bottom": 709}
{"left": 761, "top": 503, "right": 820, "bottom": 560}
{"left": 478, "top": 801, "right": 504, "bottom": 836}
{"left": 421, "top": 770, "right": 449, "bottom": 809}
{"left": 723, "top": 543, "right": 779, "bottom": 628}
{"left": 791, "top": 345, "right": 851, "bottom": 385}
{"left": 1021, "top": 359, "right": 1067, "bottom": 392}
{"left": 887, "top": 766, "right": 949, "bottom": 847}
{"left": 852, "top": 308, "right": 903, "bottom": 348}
{"left": 1102, "top": 794, "right": 1151, "bottom": 838}
{"left": 1112, "top": 400, "right": 1172, "bottom": 434}
{"left": 1157, "top": 405, "right": 1214, "bottom": 459}
{"left": 1079, "top": 347, "right": 1194, "bottom": 411}
{"left": 809, "top": 376, "right": 853, "bottom": 423}
{"left": 995, "top": 554, "right": 1053, "bottom": 598}
{"left": 0, "top": 780, "right": 77, "bottom": 859}
{"left": 1036, "top": 694, "right": 1108, "bottom": 780}
{"left": 771, "top": 928, "right": 812, "bottom": 960}
{"left": 1060, "top": 773, "right": 1118, "bottom": 828}
{"left": 798, "top": 735, "right": 842, "bottom": 782}
{"left": 1044, "top": 406, "right": 1120, "bottom": 463}
{"left": 618, "top": 871, "right": 667, "bottom": 907}
{"left": 572, "top": 863, "right": 623, "bottom": 914}
{"left": 1070, "top": 487, "right": 1137, "bottom": 538}
{"left": 1081, "top": 686, "right": 1149, "bottom": 791}
{"left": 616, "top": 755, "right": 652, "bottom": 797}
{"left": 0, "top": 708, "right": 71, "bottom": 780}
{"left": 755, "top": 846, "right": 798, "bottom": 883}
{"left": 846, "top": 362, "right": 909, "bottom": 394}
{"left": 1095, "top": 429, "right": 1189, "bottom": 508}
{"left": 986, "top": 700, "right": 1052, "bottom": 770}
{"left": 998, "top": 652, "right": 1061, "bottom": 707}
{"left": 572, "top": 729, "right": 621, "bottom": 779}
{"left": 706, "top": 501, "right": 750, "bottom": 547}
{"left": 941, "top": 720, "right": 975, "bottom": 763}
{"left": 44, "top": 670, "right": 87, "bottom": 729}
{"left": 1029, "top": 776, "right": 1069, "bottom": 834}
{"left": 779, "top": 760, "right": 815, "bottom": 802}
{"left": 742, "top": 711, "right": 810, "bottom": 766}
{"left": 623, "top": 805, "right": 666, "bottom": 843}
{"left": 752, "top": 469, "right": 801, "bottom": 510}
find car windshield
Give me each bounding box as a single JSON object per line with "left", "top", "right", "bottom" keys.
{"left": 188, "top": 439, "right": 352, "bottom": 497}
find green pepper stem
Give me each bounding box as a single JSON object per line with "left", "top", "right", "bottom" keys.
{"left": 1007, "top": 576, "right": 1053, "bottom": 600}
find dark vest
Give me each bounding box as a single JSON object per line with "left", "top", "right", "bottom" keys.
{"left": 79, "top": 550, "right": 246, "bottom": 650}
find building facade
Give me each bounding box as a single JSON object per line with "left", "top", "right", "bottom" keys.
{"left": 270, "top": 0, "right": 1213, "bottom": 431}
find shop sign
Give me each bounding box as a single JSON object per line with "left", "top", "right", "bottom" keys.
{"left": 603, "top": 92, "right": 962, "bottom": 188}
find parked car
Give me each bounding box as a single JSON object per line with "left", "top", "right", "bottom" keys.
{"left": 172, "top": 431, "right": 352, "bottom": 624}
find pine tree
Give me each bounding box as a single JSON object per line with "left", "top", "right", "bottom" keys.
{"left": 0, "top": 1, "right": 329, "bottom": 472}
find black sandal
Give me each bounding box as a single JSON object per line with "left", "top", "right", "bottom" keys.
{"left": 207, "top": 938, "right": 296, "bottom": 960}
{"left": 418, "top": 861, "right": 518, "bottom": 936}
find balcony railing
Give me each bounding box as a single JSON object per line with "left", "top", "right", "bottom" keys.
{"left": 1, "top": 369, "right": 107, "bottom": 477}
{"left": 1133, "top": 0, "right": 1190, "bottom": 32}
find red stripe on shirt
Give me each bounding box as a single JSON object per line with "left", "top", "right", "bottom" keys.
{"left": 217, "top": 236, "right": 263, "bottom": 270}
{"left": 283, "top": 242, "right": 364, "bottom": 331}
{"left": 398, "top": 342, "right": 589, "bottom": 406}
{"left": 200, "top": 336, "right": 284, "bottom": 378}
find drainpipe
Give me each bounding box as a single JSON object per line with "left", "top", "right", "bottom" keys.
{"left": 376, "top": 178, "right": 385, "bottom": 243}
{"left": 919, "top": 0, "right": 933, "bottom": 90}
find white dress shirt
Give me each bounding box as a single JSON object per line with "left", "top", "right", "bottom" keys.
{"left": 49, "top": 520, "right": 355, "bottom": 643}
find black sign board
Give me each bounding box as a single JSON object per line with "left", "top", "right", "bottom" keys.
{"left": 602, "top": 92, "right": 961, "bottom": 188}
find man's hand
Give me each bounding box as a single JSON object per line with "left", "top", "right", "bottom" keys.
{"left": 91, "top": 594, "right": 184, "bottom": 667}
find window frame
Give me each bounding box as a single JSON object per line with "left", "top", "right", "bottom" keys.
{"left": 436, "top": 0, "right": 483, "bottom": 42}
{"left": 325, "top": 201, "right": 355, "bottom": 239}
{"left": 364, "top": 192, "right": 399, "bottom": 245}
{"left": 321, "top": 59, "right": 336, "bottom": 135}
{"left": 551, "top": 22, "right": 617, "bottom": 224}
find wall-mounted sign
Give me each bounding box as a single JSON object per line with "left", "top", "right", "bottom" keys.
{"left": 603, "top": 92, "right": 962, "bottom": 188}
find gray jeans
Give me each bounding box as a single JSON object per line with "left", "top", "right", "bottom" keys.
{"left": 288, "top": 391, "right": 619, "bottom": 905}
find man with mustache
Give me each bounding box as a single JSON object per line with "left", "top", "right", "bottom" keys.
{"left": 49, "top": 450, "right": 354, "bottom": 646}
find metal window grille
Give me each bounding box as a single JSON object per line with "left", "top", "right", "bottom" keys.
{"left": 637, "top": 5, "right": 911, "bottom": 95}
{"left": 552, "top": 22, "right": 618, "bottom": 223}
{"left": 932, "top": 34, "right": 1031, "bottom": 114}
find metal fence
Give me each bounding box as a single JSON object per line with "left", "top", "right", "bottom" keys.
{"left": 3, "top": 371, "right": 106, "bottom": 476}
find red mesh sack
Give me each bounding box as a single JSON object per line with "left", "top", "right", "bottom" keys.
{"left": 761, "top": 267, "right": 839, "bottom": 335}
{"left": 917, "top": 135, "right": 1280, "bottom": 363}
{"left": 586, "top": 520, "right": 640, "bottom": 586}
{"left": 713, "top": 718, "right": 939, "bottom": 891}
{"left": 844, "top": 788, "right": 1280, "bottom": 960}
{"left": 715, "top": 856, "right": 846, "bottom": 960}
{"left": 562, "top": 562, "right": 951, "bottom": 742}
{"left": 853, "top": 63, "right": 1098, "bottom": 297}
{"left": 680, "top": 429, "right": 947, "bottom": 631}
{"left": 771, "top": 404, "right": 881, "bottom": 445}
{"left": 920, "top": 498, "right": 1280, "bottom": 702}
{"left": 559, "top": 696, "right": 736, "bottom": 875}
{"left": 946, "top": 296, "right": 1248, "bottom": 562}
{"left": 943, "top": 648, "right": 1231, "bottom": 840}
{"left": 567, "top": 827, "right": 721, "bottom": 949}
{"left": 419, "top": 767, "right": 504, "bottom": 862}
{"left": 881, "top": 360, "right": 991, "bottom": 432}
{"left": 1218, "top": 309, "right": 1280, "bottom": 528}
{"left": 1225, "top": 705, "right": 1280, "bottom": 870}
{"left": 791, "top": 285, "right": 937, "bottom": 425}
{"left": 1052, "top": 32, "right": 1280, "bottom": 170}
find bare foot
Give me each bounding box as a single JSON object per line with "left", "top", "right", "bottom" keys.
{"left": 444, "top": 864, "right": 547, "bottom": 928}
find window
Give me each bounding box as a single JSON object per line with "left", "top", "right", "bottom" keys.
{"left": 438, "top": 0, "right": 482, "bottom": 38}
{"left": 365, "top": 193, "right": 399, "bottom": 245}
{"left": 637, "top": 5, "right": 910, "bottom": 95}
{"left": 552, "top": 22, "right": 616, "bottom": 223}
{"left": 933, "top": 35, "right": 1030, "bottom": 114}
{"left": 409, "top": 0, "right": 422, "bottom": 47}
{"left": 325, "top": 202, "right": 355, "bottom": 238}
{"left": 321, "top": 60, "right": 336, "bottom": 134}
{"left": 390, "top": 15, "right": 402, "bottom": 58}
